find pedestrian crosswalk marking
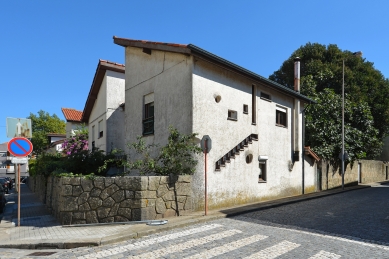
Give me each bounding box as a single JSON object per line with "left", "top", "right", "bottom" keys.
{"left": 239, "top": 216, "right": 389, "bottom": 251}
{"left": 130, "top": 229, "right": 242, "bottom": 259}
{"left": 243, "top": 240, "right": 301, "bottom": 259}
{"left": 184, "top": 234, "right": 268, "bottom": 259}
{"left": 77, "top": 223, "right": 223, "bottom": 259}
{"left": 309, "top": 250, "right": 341, "bottom": 259}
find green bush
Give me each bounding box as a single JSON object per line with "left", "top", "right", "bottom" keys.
{"left": 124, "top": 126, "right": 202, "bottom": 176}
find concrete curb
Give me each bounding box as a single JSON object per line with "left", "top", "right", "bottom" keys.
{"left": 0, "top": 184, "right": 374, "bottom": 249}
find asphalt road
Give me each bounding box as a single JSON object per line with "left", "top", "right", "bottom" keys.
{"left": 0, "top": 185, "right": 388, "bottom": 258}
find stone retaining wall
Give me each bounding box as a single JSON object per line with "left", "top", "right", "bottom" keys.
{"left": 29, "top": 175, "right": 193, "bottom": 225}
{"left": 27, "top": 174, "right": 47, "bottom": 203}
{"left": 320, "top": 160, "right": 389, "bottom": 190}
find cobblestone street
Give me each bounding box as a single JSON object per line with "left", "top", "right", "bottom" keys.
{"left": 1, "top": 185, "right": 388, "bottom": 258}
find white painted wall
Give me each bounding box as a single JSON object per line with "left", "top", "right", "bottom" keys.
{"left": 65, "top": 122, "right": 82, "bottom": 138}
{"left": 89, "top": 75, "right": 108, "bottom": 152}
{"left": 124, "top": 47, "right": 193, "bottom": 158}
{"left": 122, "top": 47, "right": 316, "bottom": 211}
{"left": 191, "top": 58, "right": 314, "bottom": 210}
{"left": 304, "top": 156, "right": 317, "bottom": 192}
{"left": 106, "top": 70, "right": 126, "bottom": 152}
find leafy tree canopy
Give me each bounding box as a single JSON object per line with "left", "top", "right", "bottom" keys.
{"left": 28, "top": 110, "right": 66, "bottom": 155}
{"left": 305, "top": 89, "right": 381, "bottom": 164}
{"left": 270, "top": 43, "right": 389, "bottom": 139}
{"left": 269, "top": 43, "right": 389, "bottom": 162}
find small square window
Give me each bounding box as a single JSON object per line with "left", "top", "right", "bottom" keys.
{"left": 243, "top": 104, "right": 248, "bottom": 114}
{"left": 276, "top": 109, "right": 287, "bottom": 127}
{"left": 228, "top": 110, "right": 237, "bottom": 121}
{"left": 261, "top": 92, "right": 271, "bottom": 101}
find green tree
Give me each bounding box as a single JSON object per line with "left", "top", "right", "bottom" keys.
{"left": 269, "top": 43, "right": 389, "bottom": 162}
{"left": 270, "top": 43, "right": 389, "bottom": 140}
{"left": 305, "top": 89, "right": 381, "bottom": 164}
{"left": 28, "top": 110, "right": 66, "bottom": 155}
{"left": 121, "top": 126, "right": 202, "bottom": 175}
{"left": 157, "top": 126, "right": 202, "bottom": 175}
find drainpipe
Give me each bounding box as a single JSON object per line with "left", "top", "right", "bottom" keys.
{"left": 293, "top": 57, "right": 301, "bottom": 162}
{"left": 301, "top": 103, "right": 311, "bottom": 195}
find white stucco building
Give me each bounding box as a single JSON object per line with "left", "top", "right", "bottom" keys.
{"left": 114, "top": 37, "right": 319, "bottom": 210}
{"left": 45, "top": 133, "right": 66, "bottom": 154}
{"left": 81, "top": 59, "right": 126, "bottom": 153}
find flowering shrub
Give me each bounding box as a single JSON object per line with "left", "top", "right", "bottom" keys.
{"left": 62, "top": 128, "right": 88, "bottom": 155}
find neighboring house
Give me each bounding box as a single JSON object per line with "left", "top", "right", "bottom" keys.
{"left": 61, "top": 108, "right": 83, "bottom": 138}
{"left": 114, "top": 37, "right": 319, "bottom": 211}
{"left": 0, "top": 142, "right": 28, "bottom": 178}
{"left": 45, "top": 133, "right": 66, "bottom": 154}
{"left": 80, "top": 59, "right": 126, "bottom": 153}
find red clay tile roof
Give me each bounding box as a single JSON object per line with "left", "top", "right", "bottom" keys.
{"left": 305, "top": 146, "right": 320, "bottom": 162}
{"left": 99, "top": 59, "right": 125, "bottom": 68}
{"left": 61, "top": 108, "right": 83, "bottom": 122}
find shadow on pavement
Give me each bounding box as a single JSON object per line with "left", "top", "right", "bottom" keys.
{"left": 224, "top": 186, "right": 389, "bottom": 246}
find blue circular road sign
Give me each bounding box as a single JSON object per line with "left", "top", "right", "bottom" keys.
{"left": 8, "top": 137, "right": 33, "bottom": 157}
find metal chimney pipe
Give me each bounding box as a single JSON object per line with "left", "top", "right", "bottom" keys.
{"left": 293, "top": 57, "right": 301, "bottom": 163}
{"left": 294, "top": 57, "right": 301, "bottom": 92}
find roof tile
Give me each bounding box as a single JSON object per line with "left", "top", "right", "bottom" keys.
{"left": 61, "top": 108, "right": 83, "bottom": 122}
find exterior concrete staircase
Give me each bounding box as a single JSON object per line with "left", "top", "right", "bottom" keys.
{"left": 215, "top": 133, "right": 258, "bottom": 171}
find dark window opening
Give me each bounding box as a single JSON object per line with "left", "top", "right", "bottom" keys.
{"left": 143, "top": 48, "right": 152, "bottom": 55}
{"left": 258, "top": 160, "right": 267, "bottom": 182}
{"left": 228, "top": 110, "right": 237, "bottom": 121}
{"left": 276, "top": 110, "right": 287, "bottom": 127}
{"left": 252, "top": 85, "right": 256, "bottom": 124}
{"left": 261, "top": 92, "right": 271, "bottom": 100}
{"left": 143, "top": 102, "right": 154, "bottom": 135}
{"left": 98, "top": 120, "right": 103, "bottom": 138}
{"left": 243, "top": 104, "right": 248, "bottom": 114}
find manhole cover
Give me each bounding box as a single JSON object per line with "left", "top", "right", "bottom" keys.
{"left": 27, "top": 252, "right": 57, "bottom": 256}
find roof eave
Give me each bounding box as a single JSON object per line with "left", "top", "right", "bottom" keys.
{"left": 81, "top": 60, "right": 125, "bottom": 123}
{"left": 113, "top": 36, "right": 315, "bottom": 104}
{"left": 187, "top": 44, "right": 316, "bottom": 104}
{"left": 113, "top": 36, "right": 191, "bottom": 55}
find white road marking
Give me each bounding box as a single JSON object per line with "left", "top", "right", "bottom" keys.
{"left": 240, "top": 216, "right": 389, "bottom": 251}
{"left": 131, "top": 229, "right": 242, "bottom": 259}
{"left": 184, "top": 234, "right": 268, "bottom": 259}
{"left": 77, "top": 223, "right": 223, "bottom": 259}
{"left": 243, "top": 240, "right": 300, "bottom": 259}
{"left": 309, "top": 250, "right": 341, "bottom": 259}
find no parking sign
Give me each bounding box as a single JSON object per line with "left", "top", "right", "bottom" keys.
{"left": 7, "top": 137, "right": 33, "bottom": 157}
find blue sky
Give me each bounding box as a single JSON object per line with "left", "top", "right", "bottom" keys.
{"left": 1, "top": 1, "right": 388, "bottom": 144}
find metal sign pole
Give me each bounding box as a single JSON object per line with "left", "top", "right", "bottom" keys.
{"left": 18, "top": 163, "right": 21, "bottom": 227}
{"left": 204, "top": 139, "right": 208, "bottom": 216}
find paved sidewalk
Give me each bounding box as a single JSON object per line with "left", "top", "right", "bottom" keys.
{"left": 0, "top": 182, "right": 380, "bottom": 249}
